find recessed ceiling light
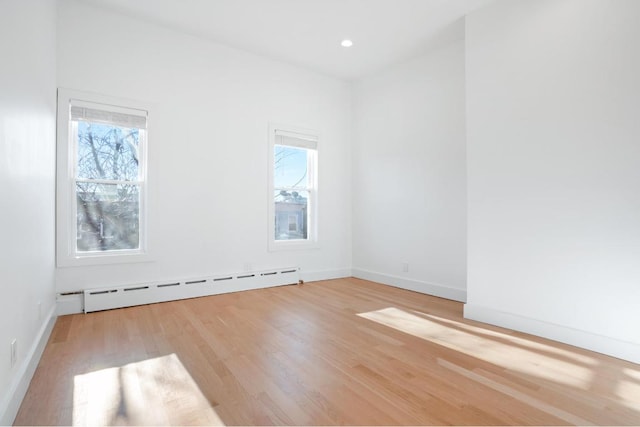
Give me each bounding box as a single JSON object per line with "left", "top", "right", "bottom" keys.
{"left": 341, "top": 39, "right": 353, "bottom": 48}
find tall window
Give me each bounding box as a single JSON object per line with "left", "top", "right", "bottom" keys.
{"left": 57, "top": 89, "right": 149, "bottom": 266}
{"left": 269, "top": 125, "right": 318, "bottom": 250}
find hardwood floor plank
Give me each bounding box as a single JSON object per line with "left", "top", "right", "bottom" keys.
{"left": 14, "top": 278, "right": 640, "bottom": 426}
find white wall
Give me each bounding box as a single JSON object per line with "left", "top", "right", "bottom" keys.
{"left": 352, "top": 36, "right": 467, "bottom": 302}
{"left": 56, "top": 0, "right": 352, "bottom": 293}
{"left": 465, "top": 0, "right": 640, "bottom": 362}
{"left": 0, "top": 0, "right": 57, "bottom": 423}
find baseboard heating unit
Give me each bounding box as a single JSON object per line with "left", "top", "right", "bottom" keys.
{"left": 83, "top": 267, "right": 300, "bottom": 313}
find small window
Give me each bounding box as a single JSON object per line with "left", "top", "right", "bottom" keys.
{"left": 57, "top": 89, "right": 150, "bottom": 266}
{"left": 268, "top": 125, "right": 318, "bottom": 250}
{"left": 288, "top": 215, "right": 298, "bottom": 232}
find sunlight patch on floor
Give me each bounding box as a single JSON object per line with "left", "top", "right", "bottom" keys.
{"left": 73, "top": 353, "right": 224, "bottom": 426}
{"left": 358, "top": 307, "right": 594, "bottom": 390}
{"left": 624, "top": 367, "right": 640, "bottom": 381}
{"left": 616, "top": 369, "right": 640, "bottom": 411}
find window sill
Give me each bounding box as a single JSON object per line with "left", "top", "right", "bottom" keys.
{"left": 56, "top": 251, "right": 153, "bottom": 268}
{"left": 268, "top": 240, "right": 319, "bottom": 252}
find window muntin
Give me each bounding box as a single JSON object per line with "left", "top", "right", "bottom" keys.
{"left": 57, "top": 89, "right": 149, "bottom": 266}
{"left": 269, "top": 126, "right": 318, "bottom": 250}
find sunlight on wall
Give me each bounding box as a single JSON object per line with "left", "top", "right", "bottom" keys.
{"left": 72, "top": 353, "right": 224, "bottom": 426}
{"left": 357, "top": 307, "right": 595, "bottom": 390}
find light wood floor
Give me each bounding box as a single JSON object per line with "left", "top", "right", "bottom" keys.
{"left": 15, "top": 278, "right": 640, "bottom": 425}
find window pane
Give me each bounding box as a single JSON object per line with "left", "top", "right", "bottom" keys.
{"left": 274, "top": 145, "right": 308, "bottom": 188}
{"left": 76, "top": 121, "right": 140, "bottom": 181}
{"left": 274, "top": 190, "right": 308, "bottom": 240}
{"left": 76, "top": 183, "right": 140, "bottom": 252}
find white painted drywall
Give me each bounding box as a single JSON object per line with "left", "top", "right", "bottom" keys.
{"left": 466, "top": 0, "right": 640, "bottom": 362}
{"left": 352, "top": 36, "right": 467, "bottom": 301}
{"left": 0, "top": 0, "right": 57, "bottom": 423}
{"left": 55, "top": 0, "right": 352, "bottom": 292}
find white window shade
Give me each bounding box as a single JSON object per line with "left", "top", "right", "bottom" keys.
{"left": 70, "top": 103, "right": 147, "bottom": 129}
{"left": 275, "top": 129, "right": 317, "bottom": 150}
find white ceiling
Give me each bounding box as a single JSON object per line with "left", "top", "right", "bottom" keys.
{"left": 78, "top": 0, "right": 493, "bottom": 80}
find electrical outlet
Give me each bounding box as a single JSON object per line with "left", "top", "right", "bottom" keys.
{"left": 402, "top": 262, "right": 409, "bottom": 273}
{"left": 11, "top": 339, "right": 17, "bottom": 367}
{"left": 243, "top": 263, "right": 252, "bottom": 272}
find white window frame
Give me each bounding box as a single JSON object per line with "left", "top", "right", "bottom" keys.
{"left": 56, "top": 88, "right": 151, "bottom": 267}
{"left": 268, "top": 123, "right": 319, "bottom": 251}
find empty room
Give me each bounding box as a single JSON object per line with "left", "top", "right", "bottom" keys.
{"left": 1, "top": 0, "right": 639, "bottom": 425}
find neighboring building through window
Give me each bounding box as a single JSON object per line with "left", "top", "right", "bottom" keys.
{"left": 269, "top": 125, "right": 318, "bottom": 250}
{"left": 57, "top": 89, "right": 149, "bottom": 266}
{"left": 288, "top": 214, "right": 298, "bottom": 233}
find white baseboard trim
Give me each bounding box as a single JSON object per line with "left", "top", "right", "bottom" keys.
{"left": 464, "top": 303, "right": 640, "bottom": 364}
{"left": 0, "top": 306, "right": 57, "bottom": 425}
{"left": 300, "top": 268, "right": 352, "bottom": 283}
{"left": 352, "top": 268, "right": 466, "bottom": 302}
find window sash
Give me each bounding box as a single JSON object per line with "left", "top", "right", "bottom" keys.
{"left": 274, "top": 143, "right": 316, "bottom": 186}
{"left": 71, "top": 120, "right": 145, "bottom": 182}
{"left": 75, "top": 182, "right": 142, "bottom": 252}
